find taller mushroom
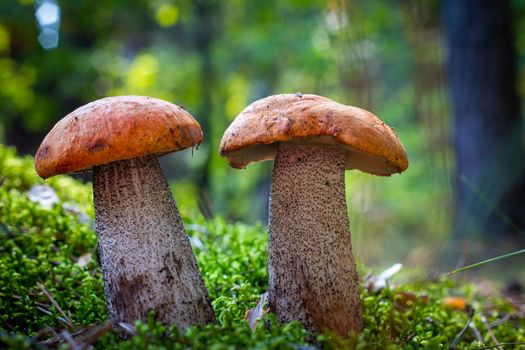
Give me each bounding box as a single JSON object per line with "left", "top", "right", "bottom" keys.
{"left": 35, "top": 96, "right": 215, "bottom": 328}
{"left": 220, "top": 94, "right": 408, "bottom": 336}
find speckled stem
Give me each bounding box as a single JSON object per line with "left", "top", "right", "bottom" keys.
{"left": 93, "top": 155, "right": 215, "bottom": 328}
{"left": 268, "top": 143, "right": 363, "bottom": 336}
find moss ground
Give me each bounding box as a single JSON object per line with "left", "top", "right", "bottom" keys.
{"left": 0, "top": 144, "right": 524, "bottom": 349}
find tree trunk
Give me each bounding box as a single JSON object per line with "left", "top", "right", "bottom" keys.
{"left": 193, "top": 0, "right": 219, "bottom": 215}
{"left": 444, "top": 0, "right": 525, "bottom": 239}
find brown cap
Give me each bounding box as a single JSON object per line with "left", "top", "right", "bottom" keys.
{"left": 219, "top": 94, "right": 408, "bottom": 175}
{"left": 35, "top": 96, "right": 203, "bottom": 179}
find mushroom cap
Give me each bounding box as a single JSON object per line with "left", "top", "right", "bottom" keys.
{"left": 35, "top": 96, "right": 203, "bottom": 179}
{"left": 219, "top": 94, "right": 408, "bottom": 176}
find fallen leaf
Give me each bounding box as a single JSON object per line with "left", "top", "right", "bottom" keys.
{"left": 394, "top": 291, "right": 429, "bottom": 308}
{"left": 365, "top": 263, "right": 403, "bottom": 291}
{"left": 244, "top": 292, "right": 268, "bottom": 331}
{"left": 443, "top": 296, "right": 467, "bottom": 311}
{"left": 27, "top": 185, "right": 59, "bottom": 209}
{"left": 76, "top": 253, "right": 92, "bottom": 268}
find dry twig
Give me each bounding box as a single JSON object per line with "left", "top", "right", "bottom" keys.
{"left": 479, "top": 312, "right": 503, "bottom": 350}
{"left": 450, "top": 307, "right": 476, "bottom": 349}
{"left": 37, "top": 282, "right": 74, "bottom": 329}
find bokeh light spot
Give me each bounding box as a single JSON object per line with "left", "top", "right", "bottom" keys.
{"left": 38, "top": 28, "right": 59, "bottom": 50}
{"left": 126, "top": 54, "right": 158, "bottom": 90}
{"left": 36, "top": 1, "right": 60, "bottom": 28}
{"left": 155, "top": 4, "right": 179, "bottom": 28}
{"left": 0, "top": 25, "right": 10, "bottom": 53}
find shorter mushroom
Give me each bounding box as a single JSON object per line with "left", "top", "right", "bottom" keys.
{"left": 220, "top": 94, "right": 408, "bottom": 337}
{"left": 35, "top": 96, "right": 215, "bottom": 329}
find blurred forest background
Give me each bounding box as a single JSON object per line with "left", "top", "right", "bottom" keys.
{"left": 0, "top": 0, "right": 524, "bottom": 275}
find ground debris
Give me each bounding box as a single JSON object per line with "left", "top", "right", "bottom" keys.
{"left": 365, "top": 263, "right": 402, "bottom": 291}
{"left": 37, "top": 321, "right": 115, "bottom": 349}
{"left": 244, "top": 292, "right": 269, "bottom": 331}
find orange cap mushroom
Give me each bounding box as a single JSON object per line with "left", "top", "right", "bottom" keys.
{"left": 36, "top": 95, "right": 202, "bottom": 179}
{"left": 220, "top": 93, "right": 407, "bottom": 175}
{"left": 35, "top": 96, "right": 215, "bottom": 329}
{"left": 220, "top": 93, "right": 408, "bottom": 337}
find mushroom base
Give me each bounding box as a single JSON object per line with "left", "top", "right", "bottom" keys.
{"left": 268, "top": 143, "right": 363, "bottom": 336}
{"left": 93, "top": 155, "right": 215, "bottom": 328}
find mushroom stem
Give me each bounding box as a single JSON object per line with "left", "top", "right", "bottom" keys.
{"left": 93, "top": 155, "right": 215, "bottom": 328}
{"left": 268, "top": 142, "right": 363, "bottom": 336}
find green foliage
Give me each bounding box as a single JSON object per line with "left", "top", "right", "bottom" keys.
{"left": 1, "top": 144, "right": 524, "bottom": 349}
{"left": 0, "top": 146, "right": 103, "bottom": 333}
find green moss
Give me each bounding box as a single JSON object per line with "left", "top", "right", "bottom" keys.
{"left": 0, "top": 144, "right": 524, "bottom": 349}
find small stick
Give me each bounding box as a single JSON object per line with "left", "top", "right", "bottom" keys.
{"left": 450, "top": 307, "right": 475, "bottom": 349}
{"left": 60, "top": 330, "right": 81, "bottom": 350}
{"left": 41, "top": 327, "right": 86, "bottom": 347}
{"left": 479, "top": 312, "right": 503, "bottom": 350}
{"left": 446, "top": 249, "right": 525, "bottom": 275}
{"left": 488, "top": 314, "right": 511, "bottom": 328}
{"left": 117, "top": 322, "right": 137, "bottom": 336}
{"left": 32, "top": 325, "right": 54, "bottom": 341}
{"left": 37, "top": 282, "right": 74, "bottom": 329}
{"left": 79, "top": 321, "right": 114, "bottom": 347}
{"left": 475, "top": 343, "right": 525, "bottom": 349}
{"left": 468, "top": 322, "right": 485, "bottom": 345}
{"left": 36, "top": 306, "right": 53, "bottom": 316}
{"left": 35, "top": 301, "right": 51, "bottom": 309}
{"left": 46, "top": 325, "right": 58, "bottom": 337}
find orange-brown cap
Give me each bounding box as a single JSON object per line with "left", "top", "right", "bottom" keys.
{"left": 219, "top": 94, "right": 408, "bottom": 176}
{"left": 35, "top": 96, "right": 203, "bottom": 179}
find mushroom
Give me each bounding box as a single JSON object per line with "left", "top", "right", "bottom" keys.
{"left": 35, "top": 96, "right": 215, "bottom": 329}
{"left": 219, "top": 94, "right": 408, "bottom": 336}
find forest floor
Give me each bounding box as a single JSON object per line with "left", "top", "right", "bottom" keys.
{"left": 1, "top": 144, "right": 524, "bottom": 349}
